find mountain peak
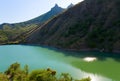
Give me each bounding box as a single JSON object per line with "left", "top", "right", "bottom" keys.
{"left": 51, "top": 4, "right": 63, "bottom": 12}
{"left": 55, "top": 4, "right": 59, "bottom": 7}
{"left": 52, "top": 4, "right": 60, "bottom": 9}
{"left": 67, "top": 3, "right": 74, "bottom": 8}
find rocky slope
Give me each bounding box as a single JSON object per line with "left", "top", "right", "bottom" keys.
{"left": 24, "top": 0, "right": 120, "bottom": 52}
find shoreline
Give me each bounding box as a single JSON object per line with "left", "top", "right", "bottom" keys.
{"left": 1, "top": 43, "right": 120, "bottom": 54}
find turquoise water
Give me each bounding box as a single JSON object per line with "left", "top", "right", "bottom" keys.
{"left": 0, "top": 45, "right": 120, "bottom": 81}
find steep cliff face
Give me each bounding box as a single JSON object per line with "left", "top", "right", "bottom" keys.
{"left": 25, "top": 0, "right": 120, "bottom": 52}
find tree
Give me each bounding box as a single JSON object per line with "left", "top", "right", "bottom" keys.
{"left": 0, "top": 63, "right": 91, "bottom": 81}
{"left": 28, "top": 69, "right": 56, "bottom": 81}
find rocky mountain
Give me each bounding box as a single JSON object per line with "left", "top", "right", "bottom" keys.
{"left": 0, "top": 4, "right": 64, "bottom": 44}
{"left": 25, "top": 4, "right": 64, "bottom": 25}
{"left": 0, "top": 4, "right": 64, "bottom": 29}
{"left": 67, "top": 3, "right": 74, "bottom": 9}
{"left": 24, "top": 0, "right": 120, "bottom": 52}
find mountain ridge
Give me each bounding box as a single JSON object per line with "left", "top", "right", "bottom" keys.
{"left": 24, "top": 0, "right": 120, "bottom": 53}
{"left": 0, "top": 4, "right": 64, "bottom": 44}
{"left": 0, "top": 4, "right": 64, "bottom": 29}
{"left": 67, "top": 3, "right": 74, "bottom": 8}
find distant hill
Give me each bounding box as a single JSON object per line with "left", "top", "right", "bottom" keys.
{"left": 0, "top": 4, "right": 64, "bottom": 29}
{"left": 0, "top": 4, "right": 64, "bottom": 44}
{"left": 25, "top": 0, "right": 120, "bottom": 52}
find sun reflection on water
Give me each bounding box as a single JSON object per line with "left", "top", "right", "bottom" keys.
{"left": 72, "top": 68, "right": 112, "bottom": 81}
{"left": 83, "top": 57, "right": 97, "bottom": 62}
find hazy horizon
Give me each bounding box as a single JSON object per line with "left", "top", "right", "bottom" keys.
{"left": 0, "top": 0, "right": 83, "bottom": 24}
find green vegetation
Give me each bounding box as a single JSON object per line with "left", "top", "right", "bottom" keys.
{"left": 86, "top": 24, "right": 119, "bottom": 51}
{"left": 0, "top": 63, "right": 91, "bottom": 81}
{"left": 0, "top": 24, "right": 37, "bottom": 44}
{"left": 0, "top": 30, "right": 8, "bottom": 43}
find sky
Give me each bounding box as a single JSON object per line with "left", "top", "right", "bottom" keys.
{"left": 0, "top": 0, "right": 83, "bottom": 24}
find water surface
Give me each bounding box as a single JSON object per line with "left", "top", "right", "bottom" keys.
{"left": 0, "top": 45, "right": 120, "bottom": 81}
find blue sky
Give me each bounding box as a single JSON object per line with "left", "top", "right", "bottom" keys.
{"left": 0, "top": 0, "right": 83, "bottom": 24}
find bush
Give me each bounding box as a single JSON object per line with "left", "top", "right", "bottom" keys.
{"left": 0, "top": 63, "right": 91, "bottom": 81}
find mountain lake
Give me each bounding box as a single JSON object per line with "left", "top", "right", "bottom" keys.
{"left": 0, "top": 45, "right": 120, "bottom": 81}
